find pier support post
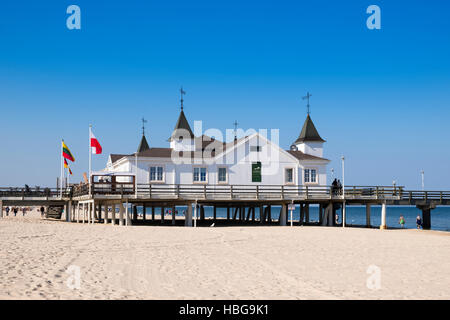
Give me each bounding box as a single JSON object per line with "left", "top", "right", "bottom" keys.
{"left": 299, "top": 204, "right": 305, "bottom": 225}
{"left": 185, "top": 203, "right": 193, "bottom": 227}
{"left": 111, "top": 204, "right": 116, "bottom": 225}
{"left": 119, "top": 203, "right": 124, "bottom": 226}
{"left": 380, "top": 203, "right": 387, "bottom": 230}
{"left": 133, "top": 205, "right": 138, "bottom": 222}
{"left": 417, "top": 205, "right": 434, "bottom": 230}
{"left": 304, "top": 204, "right": 309, "bottom": 224}
{"left": 143, "top": 205, "right": 146, "bottom": 221}
{"left": 279, "top": 204, "right": 287, "bottom": 226}
{"left": 0, "top": 200, "right": 3, "bottom": 218}
{"left": 152, "top": 206, "right": 155, "bottom": 221}
{"left": 172, "top": 206, "right": 176, "bottom": 225}
{"left": 200, "top": 206, "right": 205, "bottom": 221}
{"left": 422, "top": 208, "right": 431, "bottom": 230}
{"left": 161, "top": 207, "right": 165, "bottom": 224}
{"left": 104, "top": 204, "right": 109, "bottom": 224}
{"left": 91, "top": 202, "right": 95, "bottom": 224}
{"left": 365, "top": 204, "right": 371, "bottom": 227}
{"left": 76, "top": 203, "right": 79, "bottom": 223}
{"left": 125, "top": 202, "right": 131, "bottom": 226}
{"left": 67, "top": 201, "right": 72, "bottom": 222}
{"left": 227, "top": 206, "right": 230, "bottom": 220}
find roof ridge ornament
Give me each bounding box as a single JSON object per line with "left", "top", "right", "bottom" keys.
{"left": 141, "top": 117, "right": 147, "bottom": 136}
{"left": 302, "top": 92, "right": 312, "bottom": 115}
{"left": 180, "top": 87, "right": 186, "bottom": 111}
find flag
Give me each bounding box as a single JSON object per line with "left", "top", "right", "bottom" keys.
{"left": 90, "top": 130, "right": 102, "bottom": 154}
{"left": 64, "top": 159, "right": 73, "bottom": 175}
{"left": 62, "top": 141, "right": 75, "bottom": 162}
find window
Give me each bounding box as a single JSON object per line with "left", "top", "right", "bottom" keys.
{"left": 285, "top": 168, "right": 294, "bottom": 184}
{"left": 193, "top": 167, "right": 207, "bottom": 182}
{"left": 311, "top": 169, "right": 317, "bottom": 183}
{"left": 150, "top": 166, "right": 163, "bottom": 182}
{"left": 250, "top": 145, "right": 262, "bottom": 152}
{"left": 218, "top": 167, "right": 227, "bottom": 183}
{"left": 252, "top": 162, "right": 262, "bottom": 182}
{"left": 304, "top": 168, "right": 317, "bottom": 183}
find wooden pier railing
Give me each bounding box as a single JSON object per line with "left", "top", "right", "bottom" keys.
{"left": 1, "top": 183, "right": 449, "bottom": 204}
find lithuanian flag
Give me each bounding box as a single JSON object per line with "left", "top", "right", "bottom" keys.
{"left": 62, "top": 141, "right": 75, "bottom": 162}
{"left": 64, "top": 159, "right": 73, "bottom": 175}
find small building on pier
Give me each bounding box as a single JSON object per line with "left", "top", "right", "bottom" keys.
{"left": 105, "top": 108, "right": 330, "bottom": 187}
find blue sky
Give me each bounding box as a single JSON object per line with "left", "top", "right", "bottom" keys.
{"left": 0, "top": 0, "right": 449, "bottom": 189}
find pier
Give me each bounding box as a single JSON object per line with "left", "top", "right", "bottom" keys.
{"left": 1, "top": 176, "right": 449, "bottom": 230}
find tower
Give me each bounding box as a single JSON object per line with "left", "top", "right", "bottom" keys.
{"left": 169, "top": 87, "right": 195, "bottom": 151}
{"left": 293, "top": 92, "right": 325, "bottom": 157}
{"left": 293, "top": 114, "right": 325, "bottom": 157}
{"left": 137, "top": 117, "right": 150, "bottom": 153}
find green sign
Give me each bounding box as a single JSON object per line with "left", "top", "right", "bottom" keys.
{"left": 252, "top": 162, "right": 262, "bottom": 182}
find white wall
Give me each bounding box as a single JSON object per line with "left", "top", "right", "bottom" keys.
{"left": 109, "top": 134, "right": 329, "bottom": 186}
{"left": 296, "top": 141, "right": 324, "bottom": 157}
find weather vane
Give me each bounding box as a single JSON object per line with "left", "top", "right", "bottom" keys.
{"left": 180, "top": 87, "right": 186, "bottom": 111}
{"left": 141, "top": 117, "right": 147, "bottom": 136}
{"left": 302, "top": 92, "right": 312, "bottom": 115}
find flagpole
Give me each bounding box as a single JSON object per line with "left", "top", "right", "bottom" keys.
{"left": 60, "top": 139, "right": 63, "bottom": 198}
{"left": 89, "top": 124, "right": 92, "bottom": 194}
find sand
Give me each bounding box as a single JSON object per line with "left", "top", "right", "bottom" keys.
{"left": 0, "top": 209, "right": 449, "bottom": 300}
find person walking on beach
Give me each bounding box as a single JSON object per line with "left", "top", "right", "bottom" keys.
{"left": 22, "top": 207, "right": 27, "bottom": 216}
{"left": 13, "top": 207, "right": 18, "bottom": 216}
{"left": 416, "top": 215, "right": 422, "bottom": 229}
{"left": 5, "top": 206, "right": 10, "bottom": 216}
{"left": 399, "top": 215, "right": 405, "bottom": 228}
{"left": 40, "top": 206, "right": 45, "bottom": 218}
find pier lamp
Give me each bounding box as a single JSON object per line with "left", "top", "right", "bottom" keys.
{"left": 421, "top": 170, "right": 425, "bottom": 191}
{"left": 341, "top": 156, "right": 345, "bottom": 228}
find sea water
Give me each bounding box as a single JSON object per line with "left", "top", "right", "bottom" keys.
{"left": 138, "top": 205, "right": 450, "bottom": 231}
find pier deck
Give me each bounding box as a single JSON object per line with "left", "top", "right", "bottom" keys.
{"left": 1, "top": 182, "right": 449, "bottom": 229}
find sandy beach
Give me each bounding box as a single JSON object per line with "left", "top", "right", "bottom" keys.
{"left": 0, "top": 209, "right": 449, "bottom": 300}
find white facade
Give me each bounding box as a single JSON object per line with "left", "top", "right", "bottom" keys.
{"left": 295, "top": 141, "right": 324, "bottom": 158}
{"left": 106, "top": 131, "right": 329, "bottom": 187}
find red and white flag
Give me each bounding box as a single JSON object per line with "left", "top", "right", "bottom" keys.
{"left": 90, "top": 130, "right": 102, "bottom": 154}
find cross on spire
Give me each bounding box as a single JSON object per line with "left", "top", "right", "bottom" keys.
{"left": 233, "top": 120, "right": 239, "bottom": 140}
{"left": 302, "top": 92, "right": 312, "bottom": 115}
{"left": 141, "top": 117, "right": 147, "bottom": 136}
{"left": 180, "top": 87, "right": 186, "bottom": 111}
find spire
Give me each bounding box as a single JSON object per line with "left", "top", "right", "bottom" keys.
{"left": 137, "top": 117, "right": 150, "bottom": 153}
{"left": 168, "top": 109, "right": 194, "bottom": 141}
{"left": 137, "top": 135, "right": 150, "bottom": 153}
{"left": 294, "top": 114, "right": 325, "bottom": 144}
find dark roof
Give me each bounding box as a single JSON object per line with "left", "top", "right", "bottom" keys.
{"left": 137, "top": 135, "right": 150, "bottom": 153}
{"left": 110, "top": 154, "right": 129, "bottom": 164}
{"left": 294, "top": 114, "right": 325, "bottom": 143}
{"left": 287, "top": 150, "right": 329, "bottom": 161}
{"left": 168, "top": 110, "right": 194, "bottom": 141}
{"left": 137, "top": 147, "right": 173, "bottom": 158}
